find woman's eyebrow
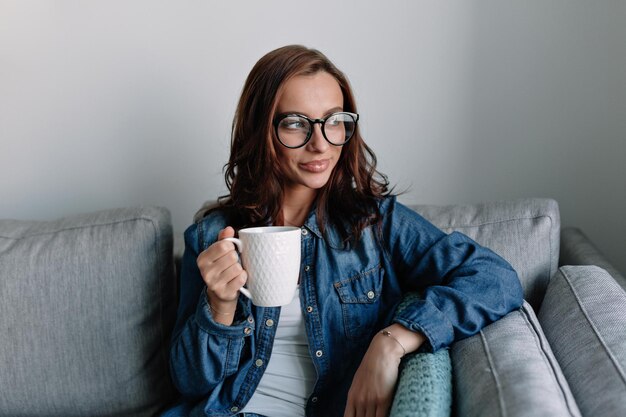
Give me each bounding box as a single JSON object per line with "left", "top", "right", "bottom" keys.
{"left": 276, "top": 107, "right": 344, "bottom": 118}
{"left": 323, "top": 107, "right": 344, "bottom": 116}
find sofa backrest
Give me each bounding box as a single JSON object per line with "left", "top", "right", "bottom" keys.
{"left": 410, "top": 198, "right": 560, "bottom": 310}
{"left": 0, "top": 207, "right": 177, "bottom": 417}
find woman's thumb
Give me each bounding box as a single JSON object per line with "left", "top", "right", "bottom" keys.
{"left": 218, "top": 226, "right": 235, "bottom": 240}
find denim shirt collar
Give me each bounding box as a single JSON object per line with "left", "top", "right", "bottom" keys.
{"left": 303, "top": 208, "right": 322, "bottom": 239}
{"left": 302, "top": 206, "right": 350, "bottom": 251}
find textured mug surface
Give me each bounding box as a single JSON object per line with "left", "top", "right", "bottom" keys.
{"left": 225, "top": 226, "right": 301, "bottom": 307}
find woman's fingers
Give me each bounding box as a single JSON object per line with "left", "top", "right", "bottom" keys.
{"left": 198, "top": 239, "right": 237, "bottom": 266}
{"left": 224, "top": 268, "right": 248, "bottom": 293}
{"left": 205, "top": 247, "right": 239, "bottom": 276}
{"left": 375, "top": 404, "right": 390, "bottom": 417}
{"left": 197, "top": 226, "right": 245, "bottom": 302}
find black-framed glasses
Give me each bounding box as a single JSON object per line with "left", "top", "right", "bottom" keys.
{"left": 273, "top": 112, "right": 359, "bottom": 149}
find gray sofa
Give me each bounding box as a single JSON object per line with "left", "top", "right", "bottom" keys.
{"left": 1, "top": 198, "right": 624, "bottom": 417}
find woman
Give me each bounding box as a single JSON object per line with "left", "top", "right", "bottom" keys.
{"left": 167, "top": 45, "right": 523, "bottom": 417}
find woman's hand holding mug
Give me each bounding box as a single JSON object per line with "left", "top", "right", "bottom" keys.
{"left": 196, "top": 226, "right": 248, "bottom": 324}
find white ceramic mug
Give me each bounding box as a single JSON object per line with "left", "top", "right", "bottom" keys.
{"left": 224, "top": 226, "right": 301, "bottom": 307}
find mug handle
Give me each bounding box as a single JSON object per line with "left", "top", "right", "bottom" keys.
{"left": 222, "top": 237, "right": 252, "bottom": 300}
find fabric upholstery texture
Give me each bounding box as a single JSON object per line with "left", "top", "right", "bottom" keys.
{"left": 451, "top": 301, "right": 581, "bottom": 417}
{"left": 559, "top": 228, "right": 626, "bottom": 289}
{"left": 412, "top": 198, "right": 559, "bottom": 310}
{"left": 538, "top": 266, "right": 626, "bottom": 417}
{"left": 0, "top": 207, "right": 177, "bottom": 417}
{"left": 5, "top": 198, "right": 616, "bottom": 417}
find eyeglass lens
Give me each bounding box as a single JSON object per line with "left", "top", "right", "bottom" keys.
{"left": 276, "top": 113, "right": 356, "bottom": 148}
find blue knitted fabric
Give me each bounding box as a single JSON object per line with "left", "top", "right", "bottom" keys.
{"left": 389, "top": 293, "right": 452, "bottom": 417}
{"left": 389, "top": 349, "right": 452, "bottom": 417}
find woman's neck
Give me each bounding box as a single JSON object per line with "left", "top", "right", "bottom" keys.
{"left": 281, "top": 186, "right": 318, "bottom": 227}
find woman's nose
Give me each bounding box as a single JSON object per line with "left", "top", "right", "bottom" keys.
{"left": 306, "top": 124, "right": 329, "bottom": 152}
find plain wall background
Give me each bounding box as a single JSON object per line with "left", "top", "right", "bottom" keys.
{"left": 1, "top": 1, "right": 624, "bottom": 274}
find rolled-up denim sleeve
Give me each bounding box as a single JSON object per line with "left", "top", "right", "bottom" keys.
{"left": 169, "top": 223, "right": 250, "bottom": 400}
{"left": 383, "top": 198, "right": 524, "bottom": 352}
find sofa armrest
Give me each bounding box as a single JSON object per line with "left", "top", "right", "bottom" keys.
{"left": 538, "top": 265, "right": 626, "bottom": 417}
{"left": 559, "top": 227, "right": 625, "bottom": 288}
{"left": 451, "top": 302, "right": 581, "bottom": 417}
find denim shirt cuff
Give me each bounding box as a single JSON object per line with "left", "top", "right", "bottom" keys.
{"left": 194, "top": 290, "right": 253, "bottom": 337}
{"left": 393, "top": 299, "right": 455, "bottom": 352}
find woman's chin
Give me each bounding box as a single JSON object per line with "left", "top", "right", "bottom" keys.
{"left": 287, "top": 176, "right": 331, "bottom": 192}
{"left": 303, "top": 175, "right": 332, "bottom": 190}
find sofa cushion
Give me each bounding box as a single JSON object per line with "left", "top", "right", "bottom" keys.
{"left": 452, "top": 301, "right": 581, "bottom": 417}
{"left": 412, "top": 198, "right": 560, "bottom": 309}
{"left": 538, "top": 266, "right": 626, "bottom": 417}
{"left": 0, "top": 207, "right": 177, "bottom": 416}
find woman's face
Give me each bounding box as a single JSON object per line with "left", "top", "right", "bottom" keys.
{"left": 274, "top": 71, "right": 345, "bottom": 198}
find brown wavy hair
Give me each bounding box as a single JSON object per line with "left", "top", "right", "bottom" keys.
{"left": 217, "top": 45, "right": 390, "bottom": 243}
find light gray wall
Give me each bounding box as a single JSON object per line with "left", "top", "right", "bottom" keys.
{"left": 1, "top": 1, "right": 624, "bottom": 273}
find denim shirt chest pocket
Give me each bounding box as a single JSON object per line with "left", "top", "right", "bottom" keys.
{"left": 333, "top": 264, "right": 385, "bottom": 340}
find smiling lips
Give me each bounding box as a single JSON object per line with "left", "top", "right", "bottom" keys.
{"left": 299, "top": 159, "right": 330, "bottom": 173}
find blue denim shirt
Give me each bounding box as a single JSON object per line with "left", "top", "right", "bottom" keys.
{"left": 168, "top": 196, "right": 523, "bottom": 417}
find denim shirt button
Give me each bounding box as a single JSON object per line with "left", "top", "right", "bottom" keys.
{"left": 306, "top": 306, "right": 313, "bottom": 313}
{"left": 265, "top": 319, "right": 274, "bottom": 327}
{"left": 367, "top": 290, "right": 375, "bottom": 299}
{"left": 230, "top": 406, "right": 239, "bottom": 412}
{"left": 311, "top": 396, "right": 318, "bottom": 403}
{"left": 244, "top": 327, "right": 252, "bottom": 335}
{"left": 301, "top": 228, "right": 308, "bottom": 236}
{"left": 315, "top": 350, "right": 323, "bottom": 357}
{"left": 247, "top": 316, "right": 254, "bottom": 323}
{"left": 255, "top": 359, "right": 264, "bottom": 367}
{"left": 304, "top": 265, "right": 311, "bottom": 272}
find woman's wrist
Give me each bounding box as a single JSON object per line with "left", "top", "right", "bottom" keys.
{"left": 379, "top": 330, "right": 406, "bottom": 357}
{"left": 205, "top": 289, "right": 237, "bottom": 323}
{"left": 378, "top": 323, "right": 426, "bottom": 356}
{"left": 208, "top": 302, "right": 234, "bottom": 316}
{"left": 373, "top": 329, "right": 406, "bottom": 359}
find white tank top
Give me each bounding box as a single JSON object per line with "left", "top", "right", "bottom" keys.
{"left": 240, "top": 287, "right": 317, "bottom": 416}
